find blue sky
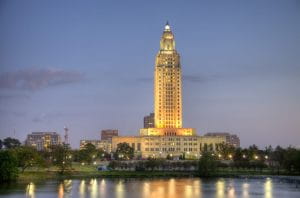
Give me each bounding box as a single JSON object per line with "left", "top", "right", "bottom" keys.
{"left": 0, "top": 0, "right": 299, "bottom": 148}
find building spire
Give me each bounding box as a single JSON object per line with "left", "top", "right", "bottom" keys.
{"left": 164, "top": 21, "right": 171, "bottom": 31}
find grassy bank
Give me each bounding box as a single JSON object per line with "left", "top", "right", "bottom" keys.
{"left": 17, "top": 164, "right": 299, "bottom": 182}
{"left": 18, "top": 170, "right": 196, "bottom": 182}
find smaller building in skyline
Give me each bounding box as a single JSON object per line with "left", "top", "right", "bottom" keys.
{"left": 144, "top": 113, "right": 155, "bottom": 128}
{"left": 101, "top": 129, "right": 118, "bottom": 141}
{"left": 204, "top": 132, "right": 240, "bottom": 147}
{"left": 80, "top": 140, "right": 111, "bottom": 153}
{"left": 25, "top": 132, "right": 61, "bottom": 151}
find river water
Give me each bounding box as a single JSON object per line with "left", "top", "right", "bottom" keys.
{"left": 0, "top": 177, "right": 299, "bottom": 198}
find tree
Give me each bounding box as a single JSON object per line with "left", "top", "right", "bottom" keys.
{"left": 114, "top": 143, "right": 134, "bottom": 160}
{"left": 271, "top": 146, "right": 285, "bottom": 174}
{"left": 0, "top": 139, "right": 2, "bottom": 150}
{"left": 3, "top": 137, "right": 21, "bottom": 149}
{"left": 50, "top": 144, "right": 72, "bottom": 173}
{"left": 248, "top": 144, "right": 259, "bottom": 159}
{"left": 0, "top": 150, "right": 18, "bottom": 182}
{"left": 77, "top": 143, "right": 97, "bottom": 164}
{"left": 218, "top": 143, "right": 235, "bottom": 160}
{"left": 283, "top": 147, "right": 299, "bottom": 173}
{"left": 15, "top": 146, "right": 43, "bottom": 172}
{"left": 198, "top": 152, "right": 217, "bottom": 176}
{"left": 232, "top": 148, "right": 250, "bottom": 169}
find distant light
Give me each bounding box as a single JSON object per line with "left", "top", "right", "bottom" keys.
{"left": 93, "top": 161, "right": 97, "bottom": 165}
{"left": 165, "top": 24, "right": 170, "bottom": 31}
{"left": 265, "top": 155, "right": 268, "bottom": 159}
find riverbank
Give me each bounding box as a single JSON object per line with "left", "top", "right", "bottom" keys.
{"left": 17, "top": 167, "right": 300, "bottom": 183}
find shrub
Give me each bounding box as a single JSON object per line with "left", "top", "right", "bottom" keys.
{"left": 0, "top": 150, "right": 19, "bottom": 182}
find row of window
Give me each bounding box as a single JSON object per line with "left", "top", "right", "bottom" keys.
{"left": 145, "top": 137, "right": 198, "bottom": 141}
{"left": 145, "top": 147, "right": 198, "bottom": 152}
{"left": 145, "top": 142, "right": 197, "bottom": 146}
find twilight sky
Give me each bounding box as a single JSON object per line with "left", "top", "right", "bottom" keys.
{"left": 0, "top": 0, "right": 299, "bottom": 148}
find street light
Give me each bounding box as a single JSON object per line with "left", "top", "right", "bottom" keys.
{"left": 265, "top": 155, "right": 268, "bottom": 160}
{"left": 228, "top": 154, "right": 232, "bottom": 159}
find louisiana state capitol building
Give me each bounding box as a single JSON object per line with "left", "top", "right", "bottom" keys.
{"left": 140, "top": 22, "right": 195, "bottom": 136}
{"left": 112, "top": 23, "right": 226, "bottom": 159}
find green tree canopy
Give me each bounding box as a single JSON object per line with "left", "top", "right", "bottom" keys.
{"left": 3, "top": 137, "right": 21, "bottom": 149}
{"left": 50, "top": 144, "right": 72, "bottom": 173}
{"left": 0, "top": 150, "right": 18, "bottom": 182}
{"left": 77, "top": 143, "right": 97, "bottom": 164}
{"left": 14, "top": 146, "right": 44, "bottom": 172}
{"left": 114, "top": 142, "right": 134, "bottom": 160}
{"left": 198, "top": 152, "right": 217, "bottom": 177}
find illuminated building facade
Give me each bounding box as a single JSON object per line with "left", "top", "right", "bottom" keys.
{"left": 140, "top": 22, "right": 195, "bottom": 136}
{"left": 204, "top": 132, "right": 240, "bottom": 147}
{"left": 80, "top": 140, "right": 112, "bottom": 153}
{"left": 111, "top": 23, "right": 227, "bottom": 158}
{"left": 25, "top": 132, "right": 61, "bottom": 151}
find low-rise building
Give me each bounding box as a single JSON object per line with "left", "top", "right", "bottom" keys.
{"left": 204, "top": 132, "right": 240, "bottom": 147}
{"left": 144, "top": 113, "right": 155, "bottom": 128}
{"left": 112, "top": 135, "right": 226, "bottom": 159}
{"left": 101, "top": 129, "right": 118, "bottom": 141}
{"left": 80, "top": 140, "right": 112, "bottom": 153}
{"left": 25, "top": 132, "right": 61, "bottom": 151}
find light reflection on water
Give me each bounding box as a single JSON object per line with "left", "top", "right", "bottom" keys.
{"left": 264, "top": 178, "right": 272, "bottom": 198}
{"left": 1, "top": 177, "right": 299, "bottom": 198}
{"left": 25, "top": 182, "right": 35, "bottom": 198}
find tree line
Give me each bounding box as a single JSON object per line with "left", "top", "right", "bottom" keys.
{"left": 0, "top": 137, "right": 300, "bottom": 182}
{"left": 0, "top": 137, "right": 110, "bottom": 182}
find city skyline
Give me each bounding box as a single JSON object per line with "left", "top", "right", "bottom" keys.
{"left": 1, "top": 0, "right": 300, "bottom": 148}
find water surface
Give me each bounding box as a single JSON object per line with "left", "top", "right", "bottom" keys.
{"left": 0, "top": 177, "right": 299, "bottom": 198}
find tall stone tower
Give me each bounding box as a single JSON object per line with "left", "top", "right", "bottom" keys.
{"left": 154, "top": 22, "right": 182, "bottom": 128}
{"left": 140, "top": 22, "right": 196, "bottom": 136}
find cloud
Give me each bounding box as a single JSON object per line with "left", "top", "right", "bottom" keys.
{"left": 0, "top": 68, "right": 84, "bottom": 91}
{"left": 32, "top": 112, "right": 64, "bottom": 123}
{"left": 183, "top": 75, "right": 208, "bottom": 83}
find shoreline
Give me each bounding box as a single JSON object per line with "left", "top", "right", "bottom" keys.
{"left": 15, "top": 170, "right": 300, "bottom": 183}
